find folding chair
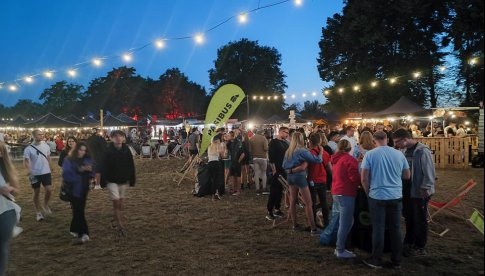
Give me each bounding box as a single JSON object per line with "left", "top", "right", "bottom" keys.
{"left": 168, "top": 144, "right": 182, "bottom": 159}
{"left": 140, "top": 145, "right": 152, "bottom": 160}
{"left": 157, "top": 145, "right": 168, "bottom": 159}
{"left": 428, "top": 179, "right": 477, "bottom": 221}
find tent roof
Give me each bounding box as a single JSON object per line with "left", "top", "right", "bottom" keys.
{"left": 24, "top": 113, "right": 80, "bottom": 128}
{"left": 11, "top": 116, "right": 27, "bottom": 125}
{"left": 116, "top": 113, "right": 137, "bottom": 124}
{"left": 265, "top": 115, "right": 285, "bottom": 124}
{"left": 103, "top": 114, "right": 131, "bottom": 127}
{"left": 371, "top": 96, "right": 428, "bottom": 116}
{"left": 63, "top": 115, "right": 84, "bottom": 124}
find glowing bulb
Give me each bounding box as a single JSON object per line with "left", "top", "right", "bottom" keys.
{"left": 291, "top": 94, "right": 296, "bottom": 99}
{"left": 259, "top": 96, "right": 264, "bottom": 100}
{"left": 267, "top": 96, "right": 271, "bottom": 100}
{"left": 122, "top": 53, "right": 133, "bottom": 63}
{"left": 8, "top": 85, "right": 17, "bottom": 92}
{"left": 465, "top": 121, "right": 470, "bottom": 125}
{"left": 155, "top": 39, "right": 165, "bottom": 49}
{"left": 353, "top": 85, "right": 360, "bottom": 92}
{"left": 302, "top": 93, "right": 307, "bottom": 98}
{"left": 43, "top": 71, "right": 54, "bottom": 78}
{"left": 371, "top": 81, "right": 378, "bottom": 88}
{"left": 451, "top": 114, "right": 456, "bottom": 119}
{"left": 67, "top": 69, "right": 77, "bottom": 77}
{"left": 324, "top": 90, "right": 330, "bottom": 96}
{"left": 238, "top": 13, "right": 248, "bottom": 24}
{"left": 24, "top": 76, "right": 34, "bottom": 83}
{"left": 439, "top": 66, "right": 447, "bottom": 72}
{"left": 252, "top": 96, "right": 257, "bottom": 100}
{"left": 92, "top": 58, "right": 102, "bottom": 67}
{"left": 294, "top": 0, "right": 303, "bottom": 6}
{"left": 312, "top": 92, "right": 317, "bottom": 97}
{"left": 338, "top": 88, "right": 344, "bottom": 93}
{"left": 274, "top": 95, "right": 278, "bottom": 100}
{"left": 469, "top": 57, "right": 478, "bottom": 65}
{"left": 413, "top": 72, "right": 421, "bottom": 79}
{"left": 389, "top": 77, "right": 397, "bottom": 84}
{"left": 194, "top": 33, "right": 205, "bottom": 44}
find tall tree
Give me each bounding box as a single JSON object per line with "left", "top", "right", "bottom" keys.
{"left": 39, "top": 81, "right": 83, "bottom": 116}
{"left": 82, "top": 67, "right": 147, "bottom": 116}
{"left": 301, "top": 100, "right": 326, "bottom": 119}
{"left": 8, "top": 99, "right": 43, "bottom": 118}
{"left": 209, "top": 38, "right": 287, "bottom": 119}
{"left": 318, "top": 0, "right": 450, "bottom": 114}
{"left": 447, "top": 0, "right": 484, "bottom": 106}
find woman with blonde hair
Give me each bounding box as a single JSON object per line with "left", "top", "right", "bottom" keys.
{"left": 207, "top": 137, "right": 226, "bottom": 200}
{"left": 0, "top": 141, "right": 21, "bottom": 274}
{"left": 353, "top": 131, "right": 376, "bottom": 161}
{"left": 283, "top": 132, "right": 324, "bottom": 235}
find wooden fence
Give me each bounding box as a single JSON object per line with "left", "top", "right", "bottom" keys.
{"left": 415, "top": 136, "right": 478, "bottom": 169}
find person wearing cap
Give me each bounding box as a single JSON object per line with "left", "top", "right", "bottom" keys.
{"left": 101, "top": 130, "right": 135, "bottom": 237}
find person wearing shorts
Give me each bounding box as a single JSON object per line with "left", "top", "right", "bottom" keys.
{"left": 101, "top": 130, "right": 135, "bottom": 237}
{"left": 23, "top": 130, "right": 52, "bottom": 221}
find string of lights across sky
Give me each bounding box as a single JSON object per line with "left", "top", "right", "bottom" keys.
{"left": 0, "top": 0, "right": 481, "bottom": 101}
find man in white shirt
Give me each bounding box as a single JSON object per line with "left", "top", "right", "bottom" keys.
{"left": 340, "top": 126, "right": 358, "bottom": 156}
{"left": 23, "top": 130, "right": 52, "bottom": 221}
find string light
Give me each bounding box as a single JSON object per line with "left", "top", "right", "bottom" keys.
{"left": 439, "top": 66, "right": 447, "bottom": 72}
{"left": 312, "top": 92, "right": 317, "bottom": 97}
{"left": 43, "top": 71, "right": 54, "bottom": 79}
{"left": 324, "top": 90, "right": 330, "bottom": 96}
{"left": 371, "top": 81, "right": 378, "bottom": 88}
{"left": 155, "top": 39, "right": 166, "bottom": 49}
{"left": 24, "top": 76, "right": 34, "bottom": 83}
{"left": 413, "top": 72, "right": 421, "bottom": 79}
{"left": 291, "top": 94, "right": 296, "bottom": 99}
{"left": 194, "top": 33, "right": 205, "bottom": 45}
{"left": 92, "top": 58, "right": 103, "bottom": 67}
{"left": 122, "top": 53, "right": 133, "bottom": 63}
{"left": 259, "top": 96, "right": 264, "bottom": 100}
{"left": 267, "top": 96, "right": 272, "bottom": 100}
{"left": 302, "top": 93, "right": 307, "bottom": 98}
{"left": 273, "top": 95, "right": 279, "bottom": 100}
{"left": 294, "top": 0, "right": 303, "bottom": 7}
{"left": 252, "top": 96, "right": 257, "bottom": 100}
{"left": 389, "top": 77, "right": 397, "bottom": 84}
{"left": 338, "top": 88, "right": 344, "bottom": 93}
{"left": 67, "top": 69, "right": 77, "bottom": 77}
{"left": 8, "top": 85, "right": 18, "bottom": 92}
{"left": 353, "top": 85, "right": 360, "bottom": 92}
{"left": 238, "top": 13, "right": 248, "bottom": 24}
{"left": 469, "top": 57, "right": 478, "bottom": 65}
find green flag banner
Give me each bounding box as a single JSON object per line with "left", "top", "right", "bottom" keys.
{"left": 200, "top": 84, "right": 245, "bottom": 155}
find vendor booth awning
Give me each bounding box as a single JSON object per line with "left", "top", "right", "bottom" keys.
{"left": 24, "top": 113, "right": 80, "bottom": 128}
{"left": 103, "top": 114, "right": 133, "bottom": 127}
{"left": 63, "top": 115, "right": 84, "bottom": 125}
{"left": 371, "top": 96, "right": 428, "bottom": 116}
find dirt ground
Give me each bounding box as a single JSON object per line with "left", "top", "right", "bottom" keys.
{"left": 6, "top": 157, "right": 484, "bottom": 276}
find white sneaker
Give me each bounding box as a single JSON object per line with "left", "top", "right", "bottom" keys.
{"left": 334, "top": 249, "right": 356, "bottom": 258}
{"left": 43, "top": 206, "right": 52, "bottom": 216}
{"left": 81, "top": 234, "right": 90, "bottom": 243}
{"left": 36, "top": 212, "right": 44, "bottom": 221}
{"left": 12, "top": 226, "right": 23, "bottom": 238}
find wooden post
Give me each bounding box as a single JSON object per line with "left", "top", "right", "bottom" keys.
{"left": 100, "top": 109, "right": 104, "bottom": 134}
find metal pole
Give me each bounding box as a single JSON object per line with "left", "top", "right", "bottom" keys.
{"left": 100, "top": 109, "right": 104, "bottom": 134}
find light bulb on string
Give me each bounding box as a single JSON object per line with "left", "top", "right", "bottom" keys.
{"left": 92, "top": 58, "right": 102, "bottom": 67}
{"left": 338, "top": 88, "right": 344, "bottom": 93}
{"left": 24, "top": 76, "right": 34, "bottom": 83}
{"left": 194, "top": 33, "right": 205, "bottom": 45}
{"left": 122, "top": 53, "right": 133, "bottom": 63}
{"left": 274, "top": 95, "right": 279, "bottom": 100}
{"left": 259, "top": 96, "right": 264, "bottom": 100}
{"left": 439, "top": 66, "right": 447, "bottom": 72}
{"left": 294, "top": 0, "right": 303, "bottom": 7}
{"left": 283, "top": 95, "right": 287, "bottom": 99}
{"left": 267, "top": 96, "right": 272, "bottom": 100}
{"left": 469, "top": 57, "right": 478, "bottom": 65}
{"left": 238, "top": 13, "right": 248, "bottom": 24}
{"left": 324, "top": 90, "right": 330, "bottom": 96}
{"left": 291, "top": 94, "right": 296, "bottom": 99}
{"left": 67, "top": 69, "right": 77, "bottom": 77}
{"left": 413, "top": 72, "right": 421, "bottom": 79}
{"left": 252, "top": 96, "right": 257, "bottom": 100}
{"left": 8, "top": 85, "right": 18, "bottom": 92}
{"left": 43, "top": 71, "right": 54, "bottom": 79}
{"left": 353, "top": 85, "right": 360, "bottom": 92}
{"left": 155, "top": 39, "right": 166, "bottom": 49}
{"left": 302, "top": 93, "right": 307, "bottom": 98}
{"left": 312, "top": 92, "right": 317, "bottom": 97}
{"left": 389, "top": 77, "right": 397, "bottom": 84}
{"left": 371, "top": 81, "right": 378, "bottom": 88}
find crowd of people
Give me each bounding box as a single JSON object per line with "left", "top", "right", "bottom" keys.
{"left": 192, "top": 122, "right": 436, "bottom": 270}
{"left": 0, "top": 119, "right": 440, "bottom": 273}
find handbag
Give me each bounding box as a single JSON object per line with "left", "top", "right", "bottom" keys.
{"left": 59, "top": 181, "right": 73, "bottom": 202}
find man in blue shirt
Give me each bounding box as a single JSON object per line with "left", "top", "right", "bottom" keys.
{"left": 361, "top": 131, "right": 411, "bottom": 270}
